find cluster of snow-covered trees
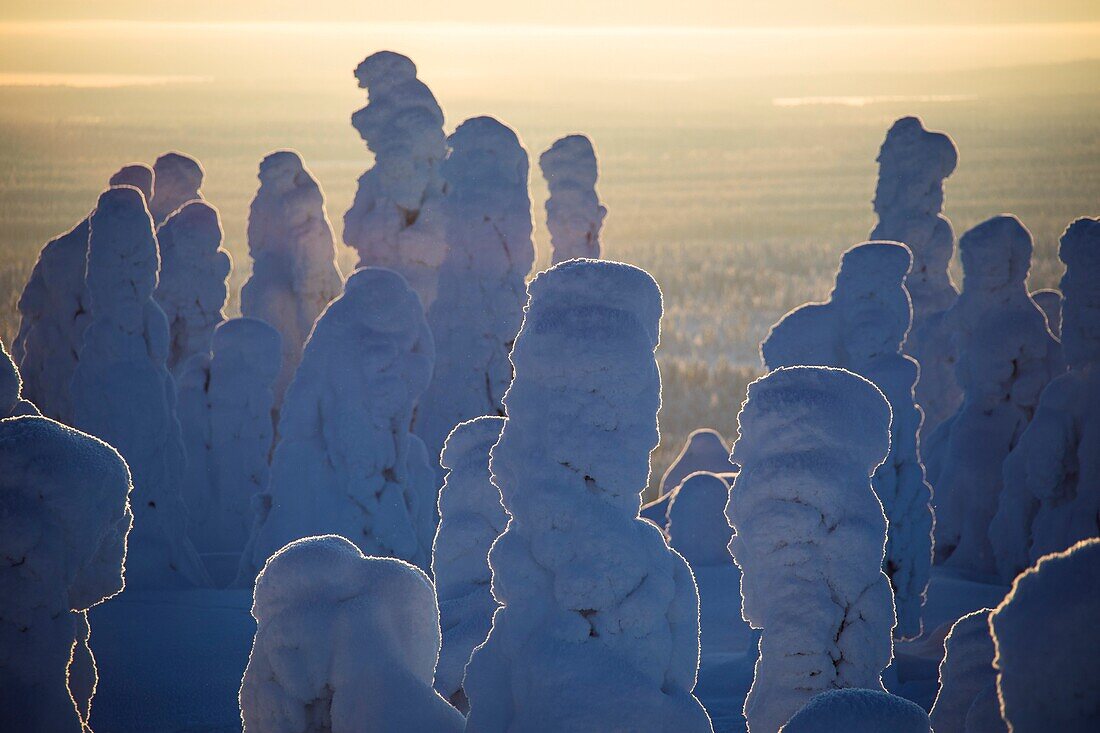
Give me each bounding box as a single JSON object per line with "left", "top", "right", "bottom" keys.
{"left": 3, "top": 50, "right": 1098, "bottom": 733}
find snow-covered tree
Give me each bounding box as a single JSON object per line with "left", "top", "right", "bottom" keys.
{"left": 176, "top": 318, "right": 280, "bottom": 582}
{"left": 779, "top": 689, "right": 930, "bottom": 733}
{"left": 240, "top": 150, "right": 343, "bottom": 405}
{"left": 0, "top": 415, "right": 132, "bottom": 733}
{"left": 1031, "top": 288, "right": 1062, "bottom": 338}
{"left": 431, "top": 416, "right": 507, "bottom": 709}
{"left": 155, "top": 200, "right": 231, "bottom": 374}
{"left": 762, "top": 241, "right": 932, "bottom": 639}
{"left": 666, "top": 472, "right": 753, "bottom": 656}
{"left": 990, "top": 538, "right": 1100, "bottom": 733}
{"left": 990, "top": 218, "right": 1099, "bottom": 581}
{"left": 727, "top": 366, "right": 895, "bottom": 733}
{"left": 239, "top": 535, "right": 463, "bottom": 733}
{"left": 242, "top": 268, "right": 437, "bottom": 580}
{"left": 929, "top": 609, "right": 1005, "bottom": 733}
{"left": 463, "top": 260, "right": 712, "bottom": 732}
{"left": 1, "top": 338, "right": 37, "bottom": 418}
{"left": 70, "top": 185, "right": 208, "bottom": 589}
{"left": 870, "top": 116, "right": 960, "bottom": 441}
{"left": 415, "top": 116, "right": 534, "bottom": 474}
{"left": 540, "top": 134, "right": 607, "bottom": 264}
{"left": 149, "top": 151, "right": 204, "bottom": 225}
{"left": 641, "top": 428, "right": 733, "bottom": 528}
{"left": 925, "top": 215, "right": 1062, "bottom": 576}
{"left": 13, "top": 165, "right": 153, "bottom": 423}
{"left": 343, "top": 51, "right": 448, "bottom": 308}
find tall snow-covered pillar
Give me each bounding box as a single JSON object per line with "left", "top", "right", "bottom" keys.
{"left": 149, "top": 151, "right": 204, "bottom": 225}
{"left": 540, "top": 134, "right": 607, "bottom": 264}
{"left": 463, "top": 260, "right": 712, "bottom": 732}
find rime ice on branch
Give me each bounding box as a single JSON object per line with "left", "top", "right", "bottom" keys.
{"left": 240, "top": 150, "right": 343, "bottom": 405}
{"left": 242, "top": 268, "right": 437, "bottom": 579}
{"left": 762, "top": 241, "right": 932, "bottom": 639}
{"left": 540, "top": 134, "right": 607, "bottom": 264}
{"left": 925, "top": 215, "right": 1062, "bottom": 577}
{"left": 431, "top": 416, "right": 507, "bottom": 709}
{"left": 416, "top": 116, "right": 535, "bottom": 473}
{"left": 871, "top": 116, "right": 960, "bottom": 441}
{"left": 929, "top": 609, "right": 1005, "bottom": 733}
{"left": 149, "top": 151, "right": 204, "bottom": 225}
{"left": 70, "top": 186, "right": 208, "bottom": 589}
{"left": 155, "top": 200, "right": 231, "bottom": 373}
{"left": 991, "top": 218, "right": 1100, "bottom": 581}
{"left": 641, "top": 428, "right": 733, "bottom": 528}
{"left": 990, "top": 539, "right": 1100, "bottom": 733}
{"left": 239, "top": 535, "right": 464, "bottom": 733}
{"left": 727, "top": 366, "right": 895, "bottom": 733}
{"left": 463, "top": 260, "right": 712, "bottom": 732}
{"left": 343, "top": 51, "right": 448, "bottom": 308}
{"left": 779, "top": 689, "right": 931, "bottom": 733}
{"left": 0, "top": 416, "right": 132, "bottom": 733}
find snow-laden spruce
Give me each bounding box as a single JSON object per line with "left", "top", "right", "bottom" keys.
{"left": 463, "top": 260, "right": 712, "bottom": 732}
{"left": 540, "top": 134, "right": 607, "bottom": 264}
{"left": 149, "top": 151, "right": 204, "bottom": 225}
{"left": 779, "top": 689, "right": 930, "bottom": 733}
{"left": 240, "top": 150, "right": 343, "bottom": 405}
{"left": 155, "top": 200, "right": 231, "bottom": 374}
{"left": 991, "top": 538, "right": 1100, "bottom": 733}
{"left": 727, "top": 366, "right": 895, "bottom": 733}
{"left": 871, "top": 116, "right": 960, "bottom": 441}
{"left": 666, "top": 472, "right": 753, "bottom": 656}
{"left": 343, "top": 51, "right": 448, "bottom": 308}
{"left": 70, "top": 185, "right": 209, "bottom": 589}
{"left": 177, "top": 318, "right": 280, "bottom": 581}
{"left": 762, "top": 241, "right": 932, "bottom": 639}
{"left": 240, "top": 535, "right": 464, "bottom": 733}
{"left": 0, "top": 415, "right": 132, "bottom": 733}
{"left": 242, "top": 268, "right": 437, "bottom": 579}
{"left": 1, "top": 338, "right": 37, "bottom": 418}
{"left": 641, "top": 428, "right": 733, "bottom": 528}
{"left": 431, "top": 416, "right": 507, "bottom": 709}
{"left": 990, "top": 218, "right": 1100, "bottom": 582}
{"left": 925, "top": 215, "right": 1062, "bottom": 577}
{"left": 929, "top": 609, "right": 1005, "bottom": 733}
{"left": 1031, "top": 288, "right": 1062, "bottom": 338}
{"left": 416, "top": 116, "right": 535, "bottom": 472}
{"left": 13, "top": 165, "right": 152, "bottom": 423}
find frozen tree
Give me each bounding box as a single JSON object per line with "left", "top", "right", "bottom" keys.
{"left": 176, "top": 318, "right": 280, "bottom": 581}
{"left": 929, "top": 609, "right": 1005, "bottom": 733}
{"left": 242, "top": 268, "right": 437, "bottom": 580}
{"left": 431, "top": 416, "right": 507, "bottom": 709}
{"left": 779, "top": 689, "right": 930, "bottom": 733}
{"left": 990, "top": 218, "right": 1099, "bottom": 581}
{"left": 13, "top": 165, "right": 153, "bottom": 422}
{"left": 70, "top": 185, "right": 209, "bottom": 589}
{"left": 416, "top": 116, "right": 535, "bottom": 471}
{"left": 727, "top": 366, "right": 895, "bottom": 733}
{"left": 239, "top": 535, "right": 463, "bottom": 733}
{"left": 149, "top": 151, "right": 204, "bottom": 225}
{"left": 762, "top": 241, "right": 932, "bottom": 639}
{"left": 666, "top": 472, "right": 753, "bottom": 656}
{"left": 240, "top": 150, "right": 344, "bottom": 405}
{"left": 1031, "top": 288, "right": 1062, "bottom": 338}
{"left": 871, "top": 116, "right": 960, "bottom": 441}
{"left": 925, "top": 215, "right": 1062, "bottom": 576}
{"left": 641, "top": 428, "right": 733, "bottom": 527}
{"left": 1, "top": 338, "right": 37, "bottom": 418}
{"left": 155, "top": 200, "right": 231, "bottom": 373}
{"left": 990, "top": 538, "right": 1100, "bottom": 733}
{"left": 0, "top": 415, "right": 133, "bottom": 733}
{"left": 540, "top": 134, "right": 607, "bottom": 264}
{"left": 463, "top": 260, "right": 712, "bottom": 732}
{"left": 343, "top": 51, "right": 448, "bottom": 308}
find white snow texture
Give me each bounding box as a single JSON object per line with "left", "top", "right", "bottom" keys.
{"left": 929, "top": 608, "right": 1005, "bottom": 733}
{"left": 240, "top": 150, "right": 344, "bottom": 405}
{"left": 540, "top": 134, "right": 607, "bottom": 264}
{"left": 727, "top": 366, "right": 895, "bottom": 733}
{"left": 243, "top": 267, "right": 437, "bottom": 579}
{"left": 462, "top": 259, "right": 712, "bottom": 732}
{"left": 762, "top": 241, "right": 932, "bottom": 639}
{"left": 779, "top": 688, "right": 930, "bottom": 733}
{"left": 239, "top": 535, "right": 464, "bottom": 733}
{"left": 641, "top": 428, "right": 734, "bottom": 528}
{"left": 149, "top": 151, "right": 204, "bottom": 225}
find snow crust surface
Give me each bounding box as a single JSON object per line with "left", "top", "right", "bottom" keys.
{"left": 540, "top": 134, "right": 607, "bottom": 264}
{"left": 779, "top": 688, "right": 930, "bottom": 733}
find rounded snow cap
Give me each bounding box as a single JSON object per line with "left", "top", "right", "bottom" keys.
{"left": 731, "top": 366, "right": 891, "bottom": 471}
{"left": 109, "top": 163, "right": 155, "bottom": 203}
{"left": 153, "top": 151, "right": 204, "bottom": 192}
{"left": 959, "top": 214, "right": 1033, "bottom": 289}
{"left": 659, "top": 428, "right": 732, "bottom": 493}
{"left": 667, "top": 472, "right": 733, "bottom": 566}
{"left": 1059, "top": 217, "right": 1100, "bottom": 366}
{"left": 835, "top": 240, "right": 913, "bottom": 293}
{"left": 446, "top": 116, "right": 528, "bottom": 185}
{"left": 780, "top": 688, "right": 930, "bottom": 733}
{"left": 540, "top": 134, "right": 599, "bottom": 188}
{"left": 88, "top": 185, "right": 160, "bottom": 304}
{"left": 876, "top": 115, "right": 958, "bottom": 186}
{"left": 159, "top": 200, "right": 223, "bottom": 254}
{"left": 257, "top": 149, "right": 309, "bottom": 189}
{"left": 212, "top": 317, "right": 282, "bottom": 384}
{"left": 355, "top": 50, "right": 418, "bottom": 91}
{"left": 441, "top": 416, "right": 506, "bottom": 472}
